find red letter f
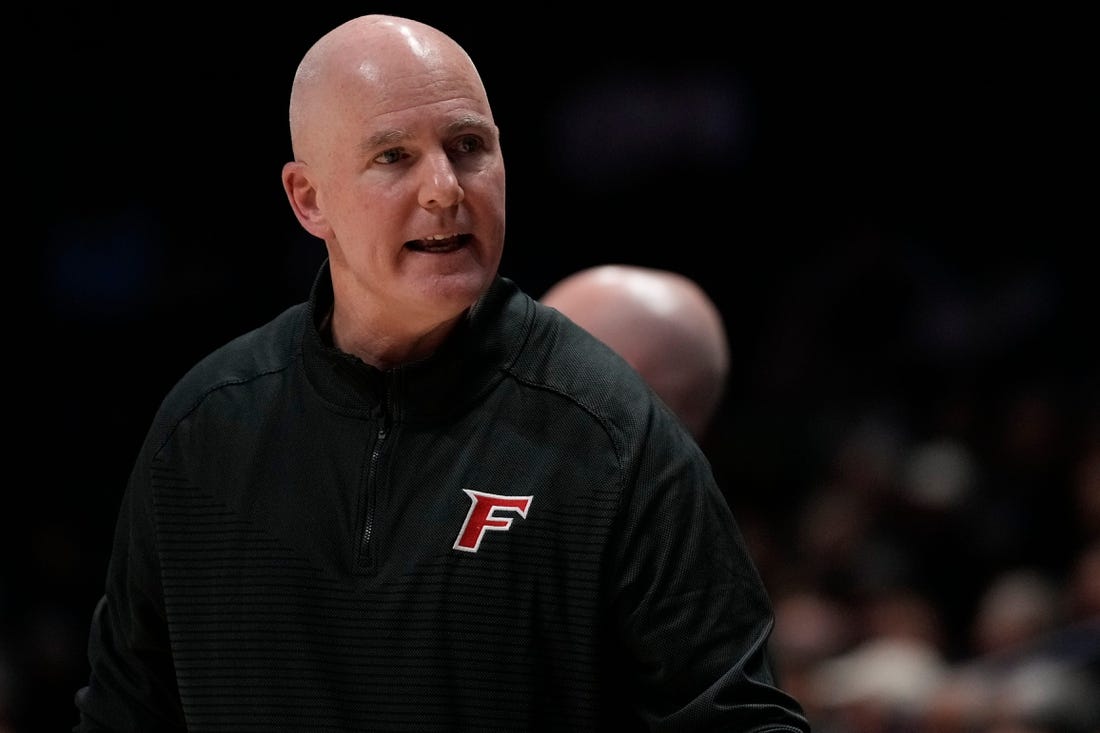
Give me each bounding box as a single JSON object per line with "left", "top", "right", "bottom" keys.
{"left": 453, "top": 489, "right": 533, "bottom": 552}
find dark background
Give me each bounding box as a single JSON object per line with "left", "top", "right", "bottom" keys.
{"left": 10, "top": 4, "right": 1096, "bottom": 731}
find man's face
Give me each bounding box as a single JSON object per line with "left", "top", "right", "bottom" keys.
{"left": 310, "top": 43, "right": 506, "bottom": 330}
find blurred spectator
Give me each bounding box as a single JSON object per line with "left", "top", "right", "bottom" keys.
{"left": 970, "top": 568, "right": 1064, "bottom": 658}
{"left": 810, "top": 636, "right": 949, "bottom": 733}
{"left": 541, "top": 264, "right": 730, "bottom": 440}
{"left": 985, "top": 657, "right": 1100, "bottom": 733}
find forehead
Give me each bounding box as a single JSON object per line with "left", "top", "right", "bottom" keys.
{"left": 362, "top": 73, "right": 491, "bottom": 124}
{"left": 330, "top": 34, "right": 492, "bottom": 122}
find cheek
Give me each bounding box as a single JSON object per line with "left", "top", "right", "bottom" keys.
{"left": 325, "top": 203, "right": 392, "bottom": 271}
{"left": 470, "top": 167, "right": 507, "bottom": 220}
{"left": 331, "top": 184, "right": 403, "bottom": 239}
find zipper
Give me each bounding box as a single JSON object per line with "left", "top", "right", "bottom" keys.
{"left": 359, "top": 373, "right": 395, "bottom": 570}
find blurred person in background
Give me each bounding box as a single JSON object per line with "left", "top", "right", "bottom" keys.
{"left": 541, "top": 264, "right": 730, "bottom": 442}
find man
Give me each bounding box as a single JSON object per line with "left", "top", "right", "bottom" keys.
{"left": 541, "top": 265, "right": 730, "bottom": 440}
{"left": 75, "top": 14, "right": 808, "bottom": 731}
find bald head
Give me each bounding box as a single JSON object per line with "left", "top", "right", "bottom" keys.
{"left": 288, "top": 15, "right": 489, "bottom": 163}
{"left": 542, "top": 265, "right": 730, "bottom": 439}
{"left": 280, "top": 15, "right": 506, "bottom": 368}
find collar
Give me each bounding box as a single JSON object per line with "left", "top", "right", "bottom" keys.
{"left": 300, "top": 259, "right": 530, "bottom": 422}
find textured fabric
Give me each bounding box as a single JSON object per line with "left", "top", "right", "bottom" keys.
{"left": 75, "top": 261, "right": 809, "bottom": 732}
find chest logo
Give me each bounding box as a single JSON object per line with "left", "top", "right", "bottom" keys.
{"left": 453, "top": 489, "right": 533, "bottom": 552}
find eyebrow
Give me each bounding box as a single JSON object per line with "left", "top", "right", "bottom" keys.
{"left": 361, "top": 128, "right": 410, "bottom": 153}
{"left": 359, "top": 114, "right": 497, "bottom": 154}
{"left": 444, "top": 114, "right": 497, "bottom": 140}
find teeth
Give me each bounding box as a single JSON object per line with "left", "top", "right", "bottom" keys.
{"left": 426, "top": 234, "right": 455, "bottom": 241}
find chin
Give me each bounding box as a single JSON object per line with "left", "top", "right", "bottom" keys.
{"left": 420, "top": 269, "right": 494, "bottom": 308}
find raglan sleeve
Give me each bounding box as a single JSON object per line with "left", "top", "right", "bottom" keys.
{"left": 607, "top": 417, "right": 811, "bottom": 732}
{"left": 73, "top": 425, "right": 187, "bottom": 732}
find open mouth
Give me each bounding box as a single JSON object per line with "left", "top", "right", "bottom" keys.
{"left": 406, "top": 233, "right": 472, "bottom": 253}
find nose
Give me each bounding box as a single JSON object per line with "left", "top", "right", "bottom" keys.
{"left": 418, "top": 152, "right": 464, "bottom": 209}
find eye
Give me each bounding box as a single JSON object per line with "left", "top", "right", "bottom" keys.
{"left": 452, "top": 135, "right": 484, "bottom": 156}
{"left": 373, "top": 147, "right": 408, "bottom": 165}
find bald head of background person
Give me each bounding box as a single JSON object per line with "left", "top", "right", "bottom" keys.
{"left": 541, "top": 264, "right": 731, "bottom": 439}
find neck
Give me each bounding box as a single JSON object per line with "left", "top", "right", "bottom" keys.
{"left": 330, "top": 304, "right": 463, "bottom": 370}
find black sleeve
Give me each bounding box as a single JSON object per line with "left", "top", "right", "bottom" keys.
{"left": 74, "top": 434, "right": 187, "bottom": 732}
{"left": 607, "top": 420, "right": 810, "bottom": 732}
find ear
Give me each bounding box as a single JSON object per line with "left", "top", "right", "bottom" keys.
{"left": 282, "top": 161, "right": 333, "bottom": 240}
